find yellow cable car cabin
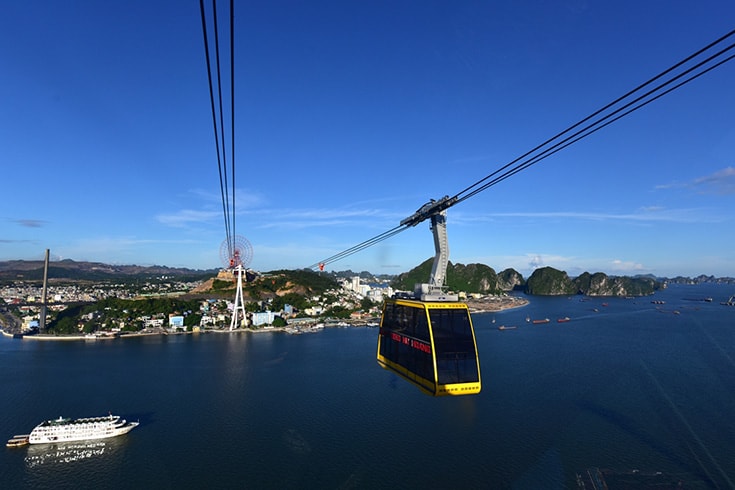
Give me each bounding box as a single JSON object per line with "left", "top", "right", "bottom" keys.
{"left": 377, "top": 297, "right": 481, "bottom": 396}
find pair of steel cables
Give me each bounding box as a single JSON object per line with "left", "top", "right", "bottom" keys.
{"left": 199, "top": 0, "right": 236, "bottom": 260}
{"left": 309, "top": 28, "right": 735, "bottom": 270}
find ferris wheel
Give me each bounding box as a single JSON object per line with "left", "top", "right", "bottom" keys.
{"left": 220, "top": 235, "right": 253, "bottom": 270}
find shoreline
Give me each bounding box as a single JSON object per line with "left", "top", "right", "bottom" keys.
{"left": 0, "top": 296, "right": 529, "bottom": 341}
{"left": 0, "top": 326, "right": 290, "bottom": 341}
{"left": 464, "top": 295, "right": 529, "bottom": 313}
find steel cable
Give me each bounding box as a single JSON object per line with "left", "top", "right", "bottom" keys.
{"left": 311, "top": 29, "right": 735, "bottom": 269}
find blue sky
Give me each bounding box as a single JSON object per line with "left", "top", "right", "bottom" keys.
{"left": 2, "top": 1, "right": 734, "bottom": 278}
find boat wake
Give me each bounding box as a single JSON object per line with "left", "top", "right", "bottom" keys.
{"left": 24, "top": 441, "right": 108, "bottom": 468}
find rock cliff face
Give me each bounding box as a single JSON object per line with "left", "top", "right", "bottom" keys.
{"left": 497, "top": 268, "right": 525, "bottom": 291}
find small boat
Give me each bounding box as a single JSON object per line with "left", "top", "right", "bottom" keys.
{"left": 497, "top": 325, "right": 517, "bottom": 330}
{"left": 6, "top": 435, "right": 29, "bottom": 448}
{"left": 532, "top": 318, "right": 550, "bottom": 324}
{"left": 557, "top": 317, "right": 571, "bottom": 323}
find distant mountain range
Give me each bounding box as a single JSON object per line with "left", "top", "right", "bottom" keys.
{"left": 665, "top": 274, "right": 735, "bottom": 285}
{"left": 0, "top": 259, "right": 217, "bottom": 282}
{"left": 1, "top": 258, "right": 733, "bottom": 288}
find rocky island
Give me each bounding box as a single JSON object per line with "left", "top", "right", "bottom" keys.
{"left": 525, "top": 267, "right": 661, "bottom": 296}
{"left": 393, "top": 260, "right": 661, "bottom": 297}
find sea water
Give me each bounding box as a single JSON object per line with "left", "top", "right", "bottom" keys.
{"left": 1, "top": 283, "right": 734, "bottom": 489}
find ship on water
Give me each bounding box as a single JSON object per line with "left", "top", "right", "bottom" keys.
{"left": 7, "top": 414, "right": 138, "bottom": 447}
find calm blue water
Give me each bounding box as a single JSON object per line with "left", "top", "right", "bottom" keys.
{"left": 2, "top": 284, "right": 735, "bottom": 489}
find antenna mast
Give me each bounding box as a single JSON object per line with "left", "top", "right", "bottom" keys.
{"left": 40, "top": 249, "right": 49, "bottom": 331}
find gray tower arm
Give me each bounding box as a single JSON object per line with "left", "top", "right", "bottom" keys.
{"left": 400, "top": 196, "right": 459, "bottom": 302}
{"left": 429, "top": 211, "right": 449, "bottom": 290}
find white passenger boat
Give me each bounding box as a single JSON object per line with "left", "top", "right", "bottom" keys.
{"left": 25, "top": 414, "right": 138, "bottom": 444}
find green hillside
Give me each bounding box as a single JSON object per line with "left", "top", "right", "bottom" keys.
{"left": 391, "top": 259, "right": 501, "bottom": 294}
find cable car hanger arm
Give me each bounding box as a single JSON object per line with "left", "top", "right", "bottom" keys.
{"left": 399, "top": 195, "right": 458, "bottom": 228}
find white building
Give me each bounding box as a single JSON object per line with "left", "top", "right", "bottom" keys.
{"left": 252, "top": 311, "right": 276, "bottom": 326}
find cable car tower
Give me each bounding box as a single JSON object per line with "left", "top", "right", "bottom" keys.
{"left": 220, "top": 236, "right": 253, "bottom": 331}
{"left": 400, "top": 197, "right": 458, "bottom": 302}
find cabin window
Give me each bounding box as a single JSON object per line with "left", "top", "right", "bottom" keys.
{"left": 429, "top": 309, "right": 479, "bottom": 384}
{"left": 379, "top": 303, "right": 434, "bottom": 382}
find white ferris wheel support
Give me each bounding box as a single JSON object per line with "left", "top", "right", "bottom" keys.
{"left": 229, "top": 264, "right": 246, "bottom": 331}
{"left": 220, "top": 235, "right": 253, "bottom": 331}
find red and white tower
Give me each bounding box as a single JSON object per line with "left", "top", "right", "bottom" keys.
{"left": 220, "top": 236, "right": 253, "bottom": 330}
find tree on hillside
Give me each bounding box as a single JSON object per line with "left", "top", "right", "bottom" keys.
{"left": 324, "top": 305, "right": 351, "bottom": 319}
{"left": 53, "top": 316, "right": 77, "bottom": 334}
{"left": 360, "top": 296, "right": 375, "bottom": 311}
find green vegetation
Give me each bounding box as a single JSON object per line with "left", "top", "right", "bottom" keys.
{"left": 360, "top": 296, "right": 375, "bottom": 311}
{"left": 391, "top": 259, "right": 502, "bottom": 294}
{"left": 47, "top": 297, "right": 204, "bottom": 334}
{"left": 270, "top": 293, "right": 310, "bottom": 312}
{"left": 264, "top": 269, "right": 339, "bottom": 294}
{"left": 323, "top": 305, "right": 351, "bottom": 319}
{"left": 212, "top": 279, "right": 234, "bottom": 291}
{"left": 241, "top": 269, "right": 338, "bottom": 301}
{"left": 525, "top": 267, "right": 577, "bottom": 295}
{"left": 447, "top": 263, "right": 499, "bottom": 294}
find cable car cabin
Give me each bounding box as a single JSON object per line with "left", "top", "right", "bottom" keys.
{"left": 377, "top": 298, "right": 481, "bottom": 396}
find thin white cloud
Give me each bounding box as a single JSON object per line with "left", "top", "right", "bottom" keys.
{"left": 156, "top": 209, "right": 221, "bottom": 227}
{"left": 610, "top": 259, "right": 646, "bottom": 273}
{"left": 12, "top": 219, "right": 47, "bottom": 228}
{"left": 0, "top": 238, "right": 34, "bottom": 244}
{"left": 691, "top": 166, "right": 735, "bottom": 195}
{"left": 453, "top": 207, "right": 721, "bottom": 224}
{"left": 654, "top": 181, "right": 684, "bottom": 191}
{"left": 69, "top": 236, "right": 202, "bottom": 250}
{"left": 57, "top": 236, "right": 207, "bottom": 266}
{"left": 461, "top": 253, "right": 577, "bottom": 274}
{"left": 157, "top": 189, "right": 407, "bottom": 232}
{"left": 656, "top": 166, "right": 735, "bottom": 195}
{"left": 250, "top": 207, "right": 402, "bottom": 230}
{"left": 188, "top": 187, "right": 267, "bottom": 208}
